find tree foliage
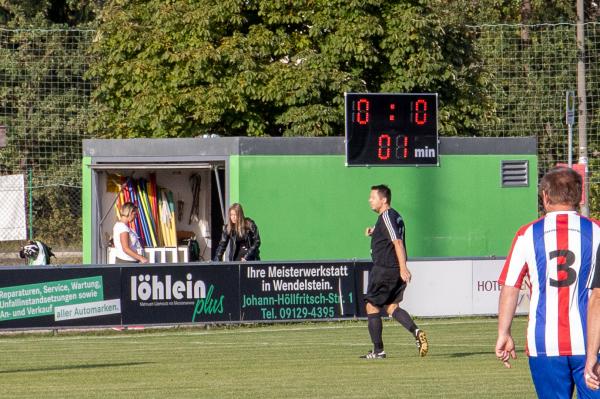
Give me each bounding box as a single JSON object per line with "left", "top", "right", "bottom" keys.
{"left": 0, "top": 0, "right": 101, "bottom": 27}
{"left": 88, "top": 0, "right": 497, "bottom": 138}
{"left": 445, "top": 0, "right": 599, "bottom": 25}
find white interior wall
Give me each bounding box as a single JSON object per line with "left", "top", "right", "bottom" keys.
{"left": 97, "top": 169, "right": 212, "bottom": 262}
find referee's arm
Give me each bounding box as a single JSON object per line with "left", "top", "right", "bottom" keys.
{"left": 393, "top": 239, "right": 411, "bottom": 283}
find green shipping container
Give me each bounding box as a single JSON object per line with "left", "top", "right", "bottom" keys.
{"left": 82, "top": 137, "right": 537, "bottom": 264}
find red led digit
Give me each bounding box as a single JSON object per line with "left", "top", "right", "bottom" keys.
{"left": 414, "top": 99, "right": 427, "bottom": 125}
{"left": 378, "top": 134, "right": 391, "bottom": 160}
{"left": 396, "top": 135, "right": 409, "bottom": 159}
{"left": 395, "top": 135, "right": 409, "bottom": 159}
{"left": 356, "top": 98, "right": 369, "bottom": 125}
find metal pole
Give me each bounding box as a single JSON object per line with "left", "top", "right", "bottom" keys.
{"left": 576, "top": 0, "right": 589, "bottom": 216}
{"left": 566, "top": 91, "right": 575, "bottom": 167}
{"left": 28, "top": 168, "right": 33, "bottom": 239}
{"left": 568, "top": 126, "right": 573, "bottom": 168}
{"left": 213, "top": 166, "right": 226, "bottom": 222}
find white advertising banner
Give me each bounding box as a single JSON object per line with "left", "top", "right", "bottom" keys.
{"left": 400, "top": 258, "right": 530, "bottom": 317}
{"left": 402, "top": 260, "right": 473, "bottom": 316}
{"left": 0, "top": 174, "right": 26, "bottom": 241}
{"left": 472, "top": 259, "right": 530, "bottom": 315}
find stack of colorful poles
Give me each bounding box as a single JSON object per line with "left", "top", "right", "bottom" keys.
{"left": 115, "top": 174, "right": 177, "bottom": 248}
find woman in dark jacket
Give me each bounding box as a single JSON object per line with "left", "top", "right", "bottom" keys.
{"left": 213, "top": 203, "right": 261, "bottom": 261}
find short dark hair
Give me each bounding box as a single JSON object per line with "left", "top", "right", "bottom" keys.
{"left": 371, "top": 184, "right": 392, "bottom": 204}
{"left": 539, "top": 167, "right": 582, "bottom": 207}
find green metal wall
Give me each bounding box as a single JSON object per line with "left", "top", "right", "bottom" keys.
{"left": 82, "top": 152, "right": 537, "bottom": 263}
{"left": 231, "top": 154, "right": 538, "bottom": 260}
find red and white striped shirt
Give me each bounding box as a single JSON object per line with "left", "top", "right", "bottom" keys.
{"left": 498, "top": 211, "right": 600, "bottom": 356}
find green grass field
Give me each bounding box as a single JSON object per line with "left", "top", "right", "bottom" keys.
{"left": 1, "top": 317, "right": 536, "bottom": 399}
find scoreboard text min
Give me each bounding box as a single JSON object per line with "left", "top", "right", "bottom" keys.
{"left": 345, "top": 93, "right": 439, "bottom": 166}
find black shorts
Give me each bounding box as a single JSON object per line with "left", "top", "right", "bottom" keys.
{"left": 364, "top": 266, "right": 407, "bottom": 308}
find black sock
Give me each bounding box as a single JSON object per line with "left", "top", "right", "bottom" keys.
{"left": 392, "top": 307, "right": 418, "bottom": 336}
{"left": 367, "top": 314, "right": 384, "bottom": 352}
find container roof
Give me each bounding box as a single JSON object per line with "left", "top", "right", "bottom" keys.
{"left": 83, "top": 136, "right": 536, "bottom": 158}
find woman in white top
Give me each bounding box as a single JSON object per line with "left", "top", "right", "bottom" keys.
{"left": 113, "top": 202, "right": 148, "bottom": 264}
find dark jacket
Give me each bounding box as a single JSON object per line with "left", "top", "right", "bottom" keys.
{"left": 213, "top": 218, "right": 261, "bottom": 261}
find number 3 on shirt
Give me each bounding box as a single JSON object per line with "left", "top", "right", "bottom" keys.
{"left": 548, "top": 249, "right": 577, "bottom": 287}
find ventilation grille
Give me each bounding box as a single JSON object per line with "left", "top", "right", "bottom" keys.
{"left": 501, "top": 160, "right": 529, "bottom": 187}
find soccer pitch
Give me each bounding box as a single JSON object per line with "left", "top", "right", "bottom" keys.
{"left": 1, "top": 317, "right": 535, "bottom": 398}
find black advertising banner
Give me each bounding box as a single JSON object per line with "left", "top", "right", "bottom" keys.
{"left": 239, "top": 262, "right": 357, "bottom": 321}
{"left": 120, "top": 264, "right": 240, "bottom": 324}
{"left": 0, "top": 261, "right": 375, "bottom": 330}
{"left": 353, "top": 261, "right": 373, "bottom": 318}
{"left": 0, "top": 267, "right": 122, "bottom": 329}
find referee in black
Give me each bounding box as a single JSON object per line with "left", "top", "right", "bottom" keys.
{"left": 361, "top": 184, "right": 428, "bottom": 359}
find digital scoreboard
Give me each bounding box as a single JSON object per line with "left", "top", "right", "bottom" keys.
{"left": 345, "top": 93, "right": 439, "bottom": 166}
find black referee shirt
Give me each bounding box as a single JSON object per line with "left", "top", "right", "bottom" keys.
{"left": 371, "top": 208, "right": 406, "bottom": 269}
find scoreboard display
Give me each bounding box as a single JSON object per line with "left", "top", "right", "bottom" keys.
{"left": 345, "top": 93, "right": 439, "bottom": 166}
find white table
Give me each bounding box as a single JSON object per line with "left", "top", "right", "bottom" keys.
{"left": 107, "top": 246, "right": 189, "bottom": 264}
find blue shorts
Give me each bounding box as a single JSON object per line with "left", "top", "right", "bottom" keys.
{"left": 529, "top": 355, "right": 600, "bottom": 399}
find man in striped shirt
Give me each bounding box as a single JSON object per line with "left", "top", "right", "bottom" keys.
{"left": 496, "top": 167, "right": 600, "bottom": 398}
{"left": 360, "top": 184, "right": 428, "bottom": 359}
